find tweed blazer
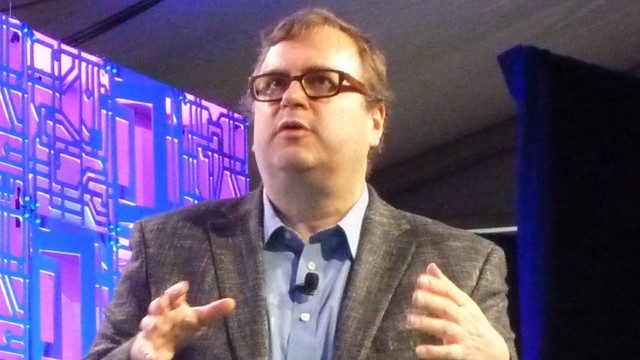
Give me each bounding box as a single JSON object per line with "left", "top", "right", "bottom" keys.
{"left": 85, "top": 186, "right": 517, "bottom": 360}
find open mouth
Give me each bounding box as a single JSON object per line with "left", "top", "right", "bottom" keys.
{"left": 278, "top": 120, "right": 308, "bottom": 133}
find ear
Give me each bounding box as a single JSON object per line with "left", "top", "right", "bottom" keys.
{"left": 368, "top": 103, "right": 386, "bottom": 147}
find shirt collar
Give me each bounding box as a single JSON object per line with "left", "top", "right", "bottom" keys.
{"left": 262, "top": 185, "right": 369, "bottom": 259}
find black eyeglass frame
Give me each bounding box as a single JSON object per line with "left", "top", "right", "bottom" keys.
{"left": 248, "top": 69, "right": 368, "bottom": 102}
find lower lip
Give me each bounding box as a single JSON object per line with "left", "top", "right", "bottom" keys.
{"left": 278, "top": 128, "right": 307, "bottom": 135}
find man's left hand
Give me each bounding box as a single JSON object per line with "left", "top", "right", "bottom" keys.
{"left": 407, "top": 263, "right": 509, "bottom": 360}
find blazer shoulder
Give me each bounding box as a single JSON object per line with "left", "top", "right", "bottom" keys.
{"left": 395, "top": 210, "right": 508, "bottom": 296}
{"left": 138, "top": 190, "right": 260, "bottom": 231}
{"left": 367, "top": 188, "right": 499, "bottom": 255}
{"left": 399, "top": 209, "right": 500, "bottom": 254}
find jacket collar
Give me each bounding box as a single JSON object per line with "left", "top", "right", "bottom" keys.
{"left": 207, "top": 189, "right": 270, "bottom": 360}
{"left": 334, "top": 185, "right": 416, "bottom": 360}
{"left": 205, "top": 185, "right": 417, "bottom": 360}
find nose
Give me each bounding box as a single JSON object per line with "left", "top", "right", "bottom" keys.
{"left": 280, "top": 78, "right": 308, "bottom": 107}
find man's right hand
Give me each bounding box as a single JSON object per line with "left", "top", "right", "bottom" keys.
{"left": 130, "top": 281, "right": 236, "bottom": 360}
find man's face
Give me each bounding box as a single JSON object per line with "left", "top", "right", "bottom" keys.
{"left": 252, "top": 26, "right": 385, "bottom": 180}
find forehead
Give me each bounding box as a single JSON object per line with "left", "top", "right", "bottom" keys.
{"left": 259, "top": 27, "right": 362, "bottom": 76}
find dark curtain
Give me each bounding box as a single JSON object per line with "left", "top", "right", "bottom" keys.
{"left": 499, "top": 45, "right": 640, "bottom": 360}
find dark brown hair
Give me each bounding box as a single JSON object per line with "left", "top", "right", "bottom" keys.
{"left": 241, "top": 8, "right": 392, "bottom": 116}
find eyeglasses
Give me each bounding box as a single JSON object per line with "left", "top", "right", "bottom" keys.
{"left": 249, "top": 69, "right": 368, "bottom": 102}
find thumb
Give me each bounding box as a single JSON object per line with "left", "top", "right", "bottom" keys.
{"left": 193, "top": 298, "right": 236, "bottom": 326}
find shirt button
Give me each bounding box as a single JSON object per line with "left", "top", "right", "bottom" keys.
{"left": 307, "top": 261, "right": 316, "bottom": 270}
{"left": 300, "top": 313, "right": 311, "bottom": 322}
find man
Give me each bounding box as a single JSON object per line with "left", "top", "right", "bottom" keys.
{"left": 86, "top": 8, "right": 516, "bottom": 360}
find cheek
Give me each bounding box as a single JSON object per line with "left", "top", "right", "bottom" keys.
{"left": 252, "top": 121, "right": 267, "bottom": 146}
{"left": 252, "top": 105, "right": 273, "bottom": 141}
{"left": 336, "top": 109, "right": 374, "bottom": 138}
{"left": 252, "top": 104, "right": 268, "bottom": 123}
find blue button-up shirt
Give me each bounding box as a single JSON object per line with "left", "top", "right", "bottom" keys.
{"left": 262, "top": 187, "right": 369, "bottom": 360}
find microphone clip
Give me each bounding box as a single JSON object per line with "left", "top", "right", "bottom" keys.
{"left": 300, "top": 272, "right": 319, "bottom": 295}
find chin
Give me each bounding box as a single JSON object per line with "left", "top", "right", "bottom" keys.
{"left": 278, "top": 160, "right": 316, "bottom": 172}
{"left": 273, "top": 153, "right": 318, "bottom": 172}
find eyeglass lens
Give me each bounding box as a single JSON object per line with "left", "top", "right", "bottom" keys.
{"left": 253, "top": 70, "right": 341, "bottom": 100}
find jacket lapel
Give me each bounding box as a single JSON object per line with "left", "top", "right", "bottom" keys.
{"left": 207, "top": 190, "right": 270, "bottom": 360}
{"left": 334, "top": 188, "right": 416, "bottom": 360}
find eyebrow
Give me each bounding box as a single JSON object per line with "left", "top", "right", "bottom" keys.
{"left": 257, "top": 65, "right": 338, "bottom": 76}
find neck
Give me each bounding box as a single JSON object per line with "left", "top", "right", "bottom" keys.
{"left": 264, "top": 173, "right": 365, "bottom": 242}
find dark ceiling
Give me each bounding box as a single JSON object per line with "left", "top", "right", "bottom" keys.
{"left": 6, "top": 0, "right": 640, "bottom": 187}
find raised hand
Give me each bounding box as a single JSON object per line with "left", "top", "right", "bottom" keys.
{"left": 130, "top": 281, "right": 236, "bottom": 360}
{"left": 407, "top": 263, "right": 509, "bottom": 360}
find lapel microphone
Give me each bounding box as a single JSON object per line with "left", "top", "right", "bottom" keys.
{"left": 302, "top": 272, "right": 319, "bottom": 295}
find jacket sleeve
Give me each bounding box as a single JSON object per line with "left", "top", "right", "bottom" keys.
{"left": 470, "top": 245, "right": 519, "bottom": 360}
{"left": 84, "top": 221, "right": 151, "bottom": 360}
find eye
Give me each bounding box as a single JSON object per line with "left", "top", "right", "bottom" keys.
{"left": 304, "top": 71, "right": 339, "bottom": 92}
{"left": 257, "top": 75, "right": 288, "bottom": 91}
{"left": 265, "top": 76, "right": 288, "bottom": 90}
{"left": 254, "top": 74, "right": 290, "bottom": 98}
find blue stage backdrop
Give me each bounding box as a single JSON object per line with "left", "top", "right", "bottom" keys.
{"left": 0, "top": 14, "right": 249, "bottom": 359}
{"left": 500, "top": 46, "right": 640, "bottom": 359}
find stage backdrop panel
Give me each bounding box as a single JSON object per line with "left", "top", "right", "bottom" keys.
{"left": 499, "top": 46, "right": 640, "bottom": 360}
{"left": 0, "top": 14, "right": 249, "bottom": 359}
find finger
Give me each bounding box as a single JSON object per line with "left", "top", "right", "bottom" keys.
{"left": 413, "top": 289, "right": 462, "bottom": 322}
{"left": 139, "top": 315, "right": 171, "bottom": 340}
{"left": 426, "top": 264, "right": 464, "bottom": 296}
{"left": 416, "top": 273, "right": 468, "bottom": 307}
{"left": 407, "top": 313, "right": 462, "bottom": 342}
{"left": 415, "top": 344, "right": 464, "bottom": 359}
{"left": 139, "top": 315, "right": 155, "bottom": 332}
{"left": 192, "top": 298, "right": 236, "bottom": 326}
{"left": 170, "top": 291, "right": 188, "bottom": 309}
{"left": 148, "top": 293, "right": 171, "bottom": 315}
{"left": 164, "top": 281, "right": 189, "bottom": 306}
